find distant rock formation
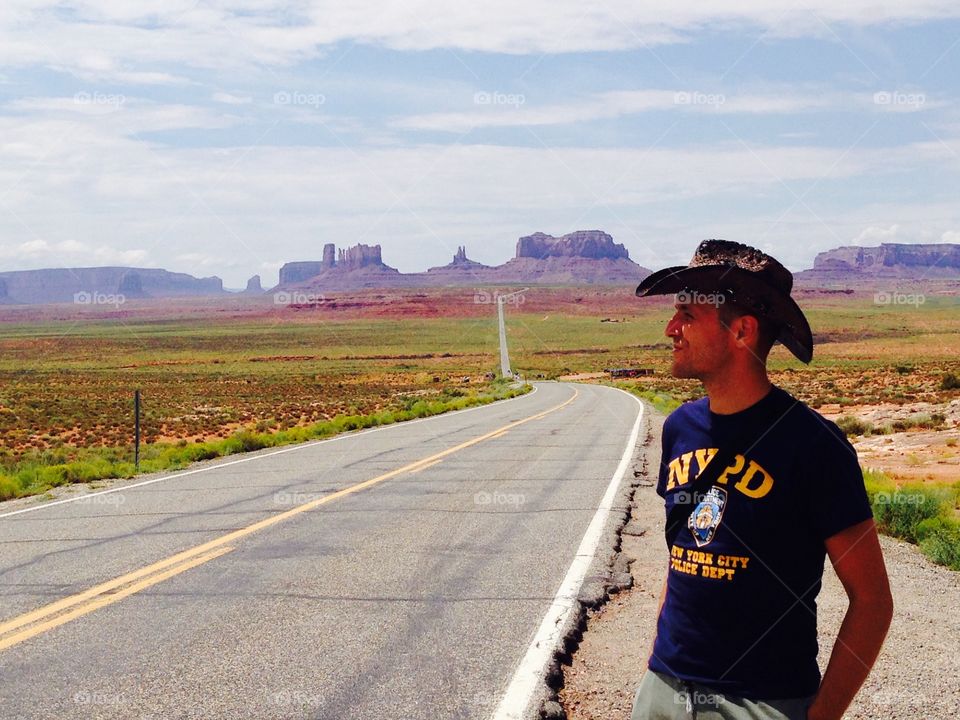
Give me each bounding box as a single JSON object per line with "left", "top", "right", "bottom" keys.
{"left": 0, "top": 278, "right": 13, "bottom": 305}
{"left": 277, "top": 232, "right": 650, "bottom": 290}
{"left": 796, "top": 242, "right": 960, "bottom": 285}
{"left": 0, "top": 267, "right": 224, "bottom": 305}
{"left": 338, "top": 243, "right": 383, "bottom": 269}
{"left": 117, "top": 271, "right": 146, "bottom": 298}
{"left": 516, "top": 230, "right": 630, "bottom": 261}
{"left": 322, "top": 243, "right": 336, "bottom": 267}
{"left": 494, "top": 230, "right": 648, "bottom": 285}
{"left": 276, "top": 243, "right": 401, "bottom": 290}
{"left": 244, "top": 275, "right": 263, "bottom": 294}
{"left": 278, "top": 242, "right": 342, "bottom": 285}
{"left": 278, "top": 262, "right": 328, "bottom": 285}
{"left": 424, "top": 246, "right": 492, "bottom": 281}
{"left": 813, "top": 243, "right": 960, "bottom": 272}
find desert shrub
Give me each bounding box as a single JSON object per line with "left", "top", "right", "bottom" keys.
{"left": 919, "top": 520, "right": 960, "bottom": 571}
{"left": 915, "top": 516, "right": 954, "bottom": 541}
{"left": 0, "top": 474, "right": 21, "bottom": 501}
{"left": 891, "top": 414, "right": 946, "bottom": 432}
{"left": 179, "top": 444, "right": 221, "bottom": 463}
{"left": 862, "top": 468, "right": 893, "bottom": 497}
{"left": 222, "top": 431, "right": 273, "bottom": 455}
{"left": 941, "top": 373, "right": 960, "bottom": 390}
{"left": 836, "top": 415, "right": 873, "bottom": 437}
{"left": 870, "top": 484, "right": 949, "bottom": 544}
{"left": 64, "top": 458, "right": 118, "bottom": 483}
{"left": 624, "top": 387, "right": 681, "bottom": 414}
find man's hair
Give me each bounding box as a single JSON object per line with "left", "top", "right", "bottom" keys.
{"left": 716, "top": 298, "right": 781, "bottom": 360}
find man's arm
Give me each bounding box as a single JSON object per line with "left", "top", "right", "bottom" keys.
{"left": 806, "top": 518, "right": 893, "bottom": 720}
{"left": 647, "top": 562, "right": 669, "bottom": 660}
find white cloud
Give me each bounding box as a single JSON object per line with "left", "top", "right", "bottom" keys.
{"left": 5, "top": 96, "right": 239, "bottom": 134}
{"left": 212, "top": 92, "right": 253, "bottom": 105}
{"left": 0, "top": 238, "right": 148, "bottom": 267}
{"left": 395, "top": 89, "right": 841, "bottom": 132}
{"left": 854, "top": 224, "right": 901, "bottom": 243}
{"left": 0, "top": 112, "right": 957, "bottom": 283}
{"left": 0, "top": 0, "right": 958, "bottom": 81}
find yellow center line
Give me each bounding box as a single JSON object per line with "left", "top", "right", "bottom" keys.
{"left": 0, "top": 387, "right": 579, "bottom": 652}
{"left": 407, "top": 459, "right": 443, "bottom": 475}
{"left": 0, "top": 546, "right": 234, "bottom": 652}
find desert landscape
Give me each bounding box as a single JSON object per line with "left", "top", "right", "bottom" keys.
{"left": 2, "top": 236, "right": 958, "bottom": 535}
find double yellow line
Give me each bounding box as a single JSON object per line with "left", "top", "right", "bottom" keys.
{"left": 0, "top": 387, "right": 578, "bottom": 652}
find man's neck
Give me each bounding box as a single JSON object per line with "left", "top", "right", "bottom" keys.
{"left": 703, "top": 367, "right": 773, "bottom": 415}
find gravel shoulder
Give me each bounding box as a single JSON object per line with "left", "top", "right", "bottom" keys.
{"left": 560, "top": 405, "right": 960, "bottom": 720}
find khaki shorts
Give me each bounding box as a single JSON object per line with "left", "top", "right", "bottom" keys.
{"left": 631, "top": 670, "right": 815, "bottom": 720}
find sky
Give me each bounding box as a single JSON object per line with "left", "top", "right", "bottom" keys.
{"left": 0, "top": 1, "right": 958, "bottom": 287}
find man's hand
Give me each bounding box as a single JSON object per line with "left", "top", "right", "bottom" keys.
{"left": 806, "top": 518, "right": 893, "bottom": 720}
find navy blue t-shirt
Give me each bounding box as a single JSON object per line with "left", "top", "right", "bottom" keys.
{"left": 649, "top": 386, "right": 873, "bottom": 700}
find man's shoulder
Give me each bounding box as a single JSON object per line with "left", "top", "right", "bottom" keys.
{"left": 773, "top": 387, "right": 842, "bottom": 433}
{"left": 664, "top": 396, "right": 708, "bottom": 429}
{"left": 772, "top": 386, "right": 855, "bottom": 457}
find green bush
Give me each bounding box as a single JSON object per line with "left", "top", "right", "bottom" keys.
{"left": 941, "top": 373, "right": 960, "bottom": 390}
{"left": 890, "top": 414, "right": 946, "bottom": 432}
{"left": 863, "top": 470, "right": 960, "bottom": 570}
{"left": 915, "top": 516, "right": 955, "bottom": 541}
{"left": 917, "top": 516, "right": 960, "bottom": 570}
{"left": 870, "top": 484, "right": 948, "bottom": 543}
{"left": 836, "top": 415, "right": 873, "bottom": 437}
{"left": 0, "top": 474, "right": 21, "bottom": 500}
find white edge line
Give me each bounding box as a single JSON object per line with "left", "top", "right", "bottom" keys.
{"left": 490, "top": 385, "right": 644, "bottom": 720}
{"left": 0, "top": 384, "right": 540, "bottom": 520}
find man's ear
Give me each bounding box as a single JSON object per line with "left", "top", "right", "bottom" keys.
{"left": 734, "top": 315, "right": 759, "bottom": 346}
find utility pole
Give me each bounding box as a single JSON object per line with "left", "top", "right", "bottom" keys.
{"left": 497, "top": 288, "right": 528, "bottom": 379}
{"left": 134, "top": 389, "right": 141, "bottom": 471}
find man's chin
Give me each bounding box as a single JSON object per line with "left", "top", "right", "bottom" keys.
{"left": 670, "top": 361, "right": 698, "bottom": 380}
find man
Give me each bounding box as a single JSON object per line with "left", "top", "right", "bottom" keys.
{"left": 631, "top": 240, "right": 893, "bottom": 720}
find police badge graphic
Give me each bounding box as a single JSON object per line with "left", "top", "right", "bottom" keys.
{"left": 688, "top": 486, "right": 727, "bottom": 547}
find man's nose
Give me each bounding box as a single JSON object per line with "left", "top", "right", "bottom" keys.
{"left": 665, "top": 316, "right": 681, "bottom": 337}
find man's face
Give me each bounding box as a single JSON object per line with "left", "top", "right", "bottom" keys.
{"left": 664, "top": 300, "right": 734, "bottom": 380}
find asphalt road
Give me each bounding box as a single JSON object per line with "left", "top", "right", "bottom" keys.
{"left": 0, "top": 382, "right": 643, "bottom": 720}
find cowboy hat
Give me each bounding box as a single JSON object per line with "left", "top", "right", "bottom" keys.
{"left": 635, "top": 239, "right": 814, "bottom": 363}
